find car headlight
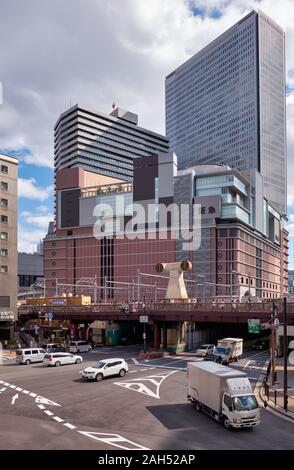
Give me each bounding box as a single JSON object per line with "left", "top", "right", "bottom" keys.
{"left": 233, "top": 419, "right": 241, "bottom": 423}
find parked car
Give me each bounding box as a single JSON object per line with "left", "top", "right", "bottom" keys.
{"left": 252, "top": 339, "right": 269, "bottom": 351}
{"left": 195, "top": 344, "right": 215, "bottom": 357}
{"left": 43, "top": 352, "right": 83, "bottom": 367}
{"left": 41, "top": 343, "right": 66, "bottom": 353}
{"left": 82, "top": 358, "right": 128, "bottom": 381}
{"left": 16, "top": 348, "right": 46, "bottom": 365}
{"left": 69, "top": 341, "right": 92, "bottom": 353}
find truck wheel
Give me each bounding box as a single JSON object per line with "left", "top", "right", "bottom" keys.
{"left": 223, "top": 417, "right": 231, "bottom": 429}
{"left": 195, "top": 401, "right": 201, "bottom": 412}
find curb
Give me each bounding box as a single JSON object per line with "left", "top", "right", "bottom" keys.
{"left": 257, "top": 360, "right": 294, "bottom": 422}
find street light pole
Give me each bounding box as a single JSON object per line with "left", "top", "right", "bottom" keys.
{"left": 143, "top": 295, "right": 147, "bottom": 354}
{"left": 283, "top": 296, "right": 288, "bottom": 412}
{"left": 271, "top": 301, "right": 278, "bottom": 386}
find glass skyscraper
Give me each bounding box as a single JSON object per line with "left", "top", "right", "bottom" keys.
{"left": 166, "top": 10, "right": 286, "bottom": 215}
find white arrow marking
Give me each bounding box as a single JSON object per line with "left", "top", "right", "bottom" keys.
{"left": 11, "top": 394, "right": 18, "bottom": 405}
{"left": 114, "top": 370, "right": 177, "bottom": 399}
{"left": 79, "top": 431, "right": 149, "bottom": 451}
{"left": 35, "top": 396, "right": 61, "bottom": 407}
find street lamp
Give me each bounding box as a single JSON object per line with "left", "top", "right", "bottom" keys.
{"left": 270, "top": 301, "right": 279, "bottom": 386}
{"left": 283, "top": 296, "right": 288, "bottom": 412}
{"left": 143, "top": 295, "right": 147, "bottom": 354}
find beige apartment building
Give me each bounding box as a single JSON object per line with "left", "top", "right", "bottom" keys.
{"left": 0, "top": 153, "right": 18, "bottom": 339}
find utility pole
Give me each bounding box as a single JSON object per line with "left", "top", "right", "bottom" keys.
{"left": 283, "top": 296, "right": 288, "bottom": 412}
{"left": 271, "top": 301, "right": 279, "bottom": 386}
{"left": 143, "top": 295, "right": 147, "bottom": 354}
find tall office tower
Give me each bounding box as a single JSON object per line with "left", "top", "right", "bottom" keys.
{"left": 166, "top": 10, "right": 287, "bottom": 214}
{"left": 0, "top": 154, "right": 18, "bottom": 338}
{"left": 55, "top": 104, "right": 169, "bottom": 181}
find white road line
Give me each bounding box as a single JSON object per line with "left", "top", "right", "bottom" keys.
{"left": 0, "top": 380, "right": 3, "bottom": 384}
{"left": 15, "top": 387, "right": 22, "bottom": 392}
{"left": 0, "top": 387, "right": 7, "bottom": 393}
{"left": 38, "top": 404, "right": 45, "bottom": 410}
{"left": 9, "top": 384, "right": 16, "bottom": 389}
{"left": 44, "top": 410, "right": 54, "bottom": 416}
{"left": 243, "top": 360, "right": 252, "bottom": 370}
{"left": 4, "top": 383, "right": 10, "bottom": 386}
{"left": 53, "top": 416, "right": 64, "bottom": 423}
{"left": 22, "top": 390, "right": 30, "bottom": 394}
{"left": 63, "top": 423, "right": 76, "bottom": 430}
{"left": 29, "top": 392, "right": 37, "bottom": 398}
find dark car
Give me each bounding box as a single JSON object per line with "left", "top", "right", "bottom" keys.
{"left": 203, "top": 354, "right": 216, "bottom": 362}
{"left": 252, "top": 339, "right": 269, "bottom": 351}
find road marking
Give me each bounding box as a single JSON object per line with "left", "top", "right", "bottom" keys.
{"left": 29, "top": 392, "right": 37, "bottom": 398}
{"left": 0, "top": 380, "right": 3, "bottom": 384}
{"left": 114, "top": 370, "right": 177, "bottom": 399}
{"left": 22, "top": 390, "right": 30, "bottom": 394}
{"left": 35, "top": 396, "right": 61, "bottom": 407}
{"left": 79, "top": 431, "right": 149, "bottom": 451}
{"left": 44, "top": 410, "right": 54, "bottom": 416}
{"left": 11, "top": 394, "right": 18, "bottom": 405}
{"left": 53, "top": 416, "right": 64, "bottom": 423}
{"left": 243, "top": 360, "right": 252, "bottom": 370}
{"left": 9, "top": 385, "right": 16, "bottom": 389}
{"left": 37, "top": 404, "right": 45, "bottom": 410}
{"left": 63, "top": 423, "right": 76, "bottom": 430}
{"left": 4, "top": 383, "right": 10, "bottom": 386}
{"left": 0, "top": 387, "right": 7, "bottom": 394}
{"left": 15, "top": 387, "right": 22, "bottom": 392}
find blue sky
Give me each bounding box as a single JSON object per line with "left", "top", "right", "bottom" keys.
{"left": 0, "top": 0, "right": 294, "bottom": 267}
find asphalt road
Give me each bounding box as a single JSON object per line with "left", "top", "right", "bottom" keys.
{"left": 0, "top": 346, "right": 293, "bottom": 450}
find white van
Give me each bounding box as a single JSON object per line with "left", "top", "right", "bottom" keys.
{"left": 69, "top": 340, "right": 92, "bottom": 353}
{"left": 16, "top": 348, "right": 46, "bottom": 365}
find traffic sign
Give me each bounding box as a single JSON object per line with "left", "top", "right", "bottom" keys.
{"left": 140, "top": 316, "right": 148, "bottom": 323}
{"left": 248, "top": 319, "right": 260, "bottom": 334}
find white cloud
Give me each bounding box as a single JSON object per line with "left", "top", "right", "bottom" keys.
{"left": 18, "top": 226, "right": 46, "bottom": 253}
{"left": 21, "top": 211, "right": 52, "bottom": 229}
{"left": 18, "top": 178, "right": 53, "bottom": 201}
{"left": 287, "top": 224, "right": 294, "bottom": 237}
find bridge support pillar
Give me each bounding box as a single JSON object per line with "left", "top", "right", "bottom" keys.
{"left": 162, "top": 324, "right": 167, "bottom": 350}
{"left": 153, "top": 322, "right": 160, "bottom": 350}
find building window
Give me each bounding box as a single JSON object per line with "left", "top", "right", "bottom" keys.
{"left": 0, "top": 181, "right": 8, "bottom": 190}
{"left": 241, "top": 277, "right": 244, "bottom": 284}
{"left": 0, "top": 232, "right": 8, "bottom": 240}
{"left": 52, "top": 272, "right": 56, "bottom": 277}
{"left": 219, "top": 229, "right": 227, "bottom": 237}
{"left": 67, "top": 230, "right": 73, "bottom": 236}
{"left": 52, "top": 251, "right": 56, "bottom": 256}
{"left": 201, "top": 207, "right": 206, "bottom": 215}
{"left": 52, "top": 261, "right": 56, "bottom": 266}
{"left": 0, "top": 248, "right": 8, "bottom": 256}
{"left": 217, "top": 241, "right": 222, "bottom": 247}
{"left": 246, "top": 279, "right": 249, "bottom": 284}
{"left": 208, "top": 206, "right": 216, "bottom": 214}
{"left": 0, "top": 265, "right": 8, "bottom": 273}
{"left": 1, "top": 215, "right": 8, "bottom": 223}
{"left": 0, "top": 295, "right": 10, "bottom": 307}
{"left": 1, "top": 165, "right": 8, "bottom": 174}
{"left": 230, "top": 228, "right": 237, "bottom": 237}
{"left": 0, "top": 198, "right": 8, "bottom": 207}
{"left": 52, "top": 241, "right": 56, "bottom": 246}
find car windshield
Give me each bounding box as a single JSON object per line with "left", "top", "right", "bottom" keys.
{"left": 233, "top": 395, "right": 258, "bottom": 411}
{"left": 92, "top": 362, "right": 106, "bottom": 369}
{"left": 214, "top": 347, "right": 230, "bottom": 355}
{"left": 199, "top": 345, "right": 210, "bottom": 349}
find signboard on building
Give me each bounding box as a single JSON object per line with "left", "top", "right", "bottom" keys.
{"left": 48, "top": 299, "right": 67, "bottom": 305}
{"left": 140, "top": 315, "right": 148, "bottom": 323}
{"left": 48, "top": 312, "right": 53, "bottom": 321}
{"left": 0, "top": 311, "right": 14, "bottom": 321}
{"left": 248, "top": 319, "right": 260, "bottom": 334}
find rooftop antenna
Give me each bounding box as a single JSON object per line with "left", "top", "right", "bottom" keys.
{"left": 112, "top": 101, "right": 116, "bottom": 110}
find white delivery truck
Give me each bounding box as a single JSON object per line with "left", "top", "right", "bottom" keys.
{"left": 213, "top": 337, "right": 243, "bottom": 364}
{"left": 187, "top": 362, "right": 260, "bottom": 429}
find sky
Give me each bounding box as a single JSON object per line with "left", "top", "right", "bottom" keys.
{"left": 0, "top": 0, "right": 293, "bottom": 266}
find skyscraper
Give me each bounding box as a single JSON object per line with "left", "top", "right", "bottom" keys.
{"left": 166, "top": 10, "right": 287, "bottom": 215}
{"left": 55, "top": 104, "right": 169, "bottom": 181}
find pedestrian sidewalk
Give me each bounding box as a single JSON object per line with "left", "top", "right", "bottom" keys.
{"left": 262, "top": 358, "right": 294, "bottom": 419}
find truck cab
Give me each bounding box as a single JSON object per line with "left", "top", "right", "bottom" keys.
{"left": 221, "top": 377, "right": 260, "bottom": 429}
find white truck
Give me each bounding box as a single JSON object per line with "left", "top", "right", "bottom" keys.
{"left": 187, "top": 362, "right": 260, "bottom": 429}
{"left": 213, "top": 337, "right": 243, "bottom": 364}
